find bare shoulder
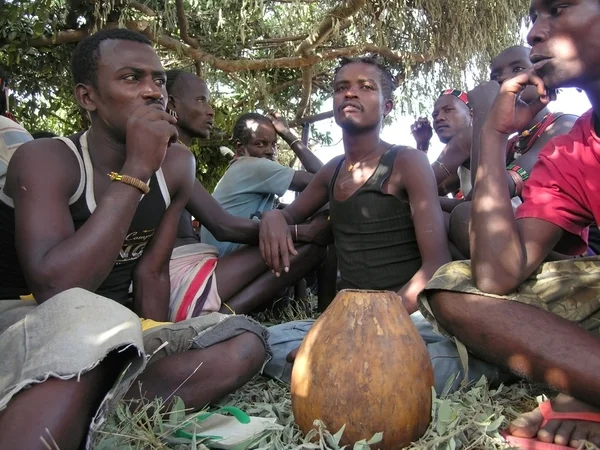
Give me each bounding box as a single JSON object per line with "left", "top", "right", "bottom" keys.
{"left": 5, "top": 137, "right": 81, "bottom": 199}
{"left": 392, "top": 145, "right": 431, "bottom": 171}
{"left": 322, "top": 154, "right": 345, "bottom": 173}
{"left": 159, "top": 142, "right": 196, "bottom": 198}
{"left": 314, "top": 154, "right": 344, "bottom": 182}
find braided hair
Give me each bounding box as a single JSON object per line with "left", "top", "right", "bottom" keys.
{"left": 334, "top": 56, "right": 397, "bottom": 101}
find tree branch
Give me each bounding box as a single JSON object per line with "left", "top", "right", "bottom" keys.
{"left": 22, "top": 21, "right": 435, "bottom": 73}
{"left": 254, "top": 34, "right": 308, "bottom": 45}
{"left": 295, "top": 67, "right": 312, "bottom": 119}
{"left": 127, "top": 0, "right": 156, "bottom": 16}
{"left": 289, "top": 110, "right": 334, "bottom": 127}
{"left": 295, "top": 0, "right": 364, "bottom": 56}
{"left": 28, "top": 28, "right": 90, "bottom": 46}
{"left": 175, "top": 0, "right": 199, "bottom": 48}
{"left": 130, "top": 22, "right": 435, "bottom": 71}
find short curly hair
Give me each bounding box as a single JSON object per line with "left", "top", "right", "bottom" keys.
{"left": 71, "top": 28, "right": 152, "bottom": 87}
{"left": 231, "top": 112, "right": 273, "bottom": 145}
{"left": 334, "top": 56, "right": 397, "bottom": 101}
{"left": 165, "top": 69, "right": 190, "bottom": 96}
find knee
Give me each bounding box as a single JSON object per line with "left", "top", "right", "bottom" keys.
{"left": 227, "top": 331, "right": 267, "bottom": 378}
{"left": 448, "top": 201, "right": 472, "bottom": 256}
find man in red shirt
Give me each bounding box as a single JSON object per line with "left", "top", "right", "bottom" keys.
{"left": 419, "top": 0, "right": 600, "bottom": 447}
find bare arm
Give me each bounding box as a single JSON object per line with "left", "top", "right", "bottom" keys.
{"left": 432, "top": 127, "right": 472, "bottom": 186}
{"left": 187, "top": 178, "right": 321, "bottom": 246}
{"left": 268, "top": 112, "right": 323, "bottom": 174}
{"left": 10, "top": 140, "right": 153, "bottom": 302}
{"left": 472, "top": 113, "right": 577, "bottom": 196}
{"left": 187, "top": 179, "right": 260, "bottom": 243}
{"left": 470, "top": 72, "right": 564, "bottom": 294}
{"left": 259, "top": 158, "right": 338, "bottom": 273}
{"left": 281, "top": 134, "right": 323, "bottom": 174}
{"left": 471, "top": 128, "right": 563, "bottom": 293}
{"left": 133, "top": 145, "right": 195, "bottom": 321}
{"left": 288, "top": 170, "right": 315, "bottom": 192}
{"left": 395, "top": 149, "right": 452, "bottom": 313}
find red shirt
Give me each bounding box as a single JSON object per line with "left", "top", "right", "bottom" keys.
{"left": 516, "top": 109, "right": 599, "bottom": 255}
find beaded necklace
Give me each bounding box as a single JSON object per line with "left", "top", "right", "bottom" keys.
{"left": 513, "top": 113, "right": 553, "bottom": 158}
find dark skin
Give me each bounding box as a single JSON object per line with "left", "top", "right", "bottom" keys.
{"left": 259, "top": 63, "right": 451, "bottom": 365}
{"left": 0, "top": 39, "right": 265, "bottom": 450}
{"left": 448, "top": 46, "right": 577, "bottom": 258}
{"left": 233, "top": 118, "right": 320, "bottom": 190}
{"left": 259, "top": 61, "right": 451, "bottom": 313}
{"left": 168, "top": 74, "right": 327, "bottom": 314}
{"left": 431, "top": 96, "right": 473, "bottom": 195}
{"left": 429, "top": 0, "right": 600, "bottom": 446}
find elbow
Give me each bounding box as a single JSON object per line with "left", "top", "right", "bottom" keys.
{"left": 28, "top": 269, "right": 96, "bottom": 302}
{"left": 472, "top": 271, "right": 519, "bottom": 296}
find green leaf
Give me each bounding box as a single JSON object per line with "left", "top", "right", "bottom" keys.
{"left": 366, "top": 432, "right": 383, "bottom": 445}
{"left": 332, "top": 423, "right": 347, "bottom": 445}
{"left": 486, "top": 415, "right": 505, "bottom": 433}
{"left": 169, "top": 396, "right": 186, "bottom": 426}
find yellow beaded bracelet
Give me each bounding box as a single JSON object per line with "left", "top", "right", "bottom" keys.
{"left": 108, "top": 172, "right": 150, "bottom": 195}
{"left": 223, "top": 302, "right": 236, "bottom": 314}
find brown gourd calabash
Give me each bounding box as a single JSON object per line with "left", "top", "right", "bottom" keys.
{"left": 291, "top": 289, "right": 434, "bottom": 449}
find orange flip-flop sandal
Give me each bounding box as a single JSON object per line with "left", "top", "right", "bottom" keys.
{"left": 501, "top": 400, "right": 600, "bottom": 449}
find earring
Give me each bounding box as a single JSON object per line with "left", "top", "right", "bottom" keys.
{"left": 169, "top": 109, "right": 178, "bottom": 119}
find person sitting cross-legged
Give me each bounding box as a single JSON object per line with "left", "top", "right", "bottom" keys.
{"left": 419, "top": 0, "right": 600, "bottom": 447}
{"left": 0, "top": 29, "right": 269, "bottom": 450}
{"left": 257, "top": 56, "right": 511, "bottom": 394}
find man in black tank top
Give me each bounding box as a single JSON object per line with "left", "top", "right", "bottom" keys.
{"left": 259, "top": 57, "right": 510, "bottom": 394}
{"left": 0, "top": 29, "right": 268, "bottom": 450}
{"left": 261, "top": 56, "right": 451, "bottom": 314}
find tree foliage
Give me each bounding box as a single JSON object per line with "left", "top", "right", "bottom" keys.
{"left": 0, "top": 0, "right": 527, "bottom": 190}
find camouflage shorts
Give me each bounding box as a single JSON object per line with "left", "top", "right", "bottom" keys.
{"left": 418, "top": 256, "right": 600, "bottom": 338}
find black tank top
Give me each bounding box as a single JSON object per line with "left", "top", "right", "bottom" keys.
{"left": 0, "top": 131, "right": 171, "bottom": 302}
{"left": 330, "top": 146, "right": 422, "bottom": 291}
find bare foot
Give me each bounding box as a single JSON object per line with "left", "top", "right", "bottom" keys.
{"left": 507, "top": 393, "right": 600, "bottom": 448}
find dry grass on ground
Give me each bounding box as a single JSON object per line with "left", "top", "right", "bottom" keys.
{"left": 92, "top": 297, "right": 577, "bottom": 450}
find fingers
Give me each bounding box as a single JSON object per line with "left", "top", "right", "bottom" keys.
{"left": 527, "top": 69, "right": 549, "bottom": 100}
{"left": 498, "top": 72, "right": 531, "bottom": 95}
{"left": 287, "top": 232, "right": 298, "bottom": 256}
{"left": 277, "top": 232, "right": 291, "bottom": 275}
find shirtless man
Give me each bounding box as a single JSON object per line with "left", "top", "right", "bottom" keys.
{"left": 420, "top": 0, "right": 600, "bottom": 447}
{"left": 259, "top": 57, "right": 508, "bottom": 393}
{"left": 0, "top": 30, "right": 268, "bottom": 450}
{"left": 448, "top": 45, "right": 577, "bottom": 258}
{"left": 411, "top": 89, "right": 473, "bottom": 200}
{"left": 164, "top": 69, "right": 327, "bottom": 317}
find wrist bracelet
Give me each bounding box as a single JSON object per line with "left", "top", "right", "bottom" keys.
{"left": 289, "top": 138, "right": 302, "bottom": 148}
{"left": 507, "top": 169, "right": 524, "bottom": 197}
{"left": 506, "top": 163, "right": 529, "bottom": 181}
{"left": 223, "top": 302, "right": 236, "bottom": 314}
{"left": 108, "top": 172, "right": 150, "bottom": 194}
{"left": 294, "top": 224, "right": 298, "bottom": 241}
